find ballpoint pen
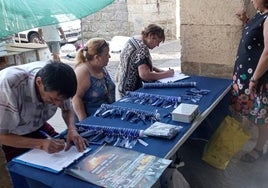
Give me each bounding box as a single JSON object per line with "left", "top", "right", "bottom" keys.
{"left": 39, "top": 130, "right": 52, "bottom": 139}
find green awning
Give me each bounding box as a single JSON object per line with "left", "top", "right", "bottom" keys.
{"left": 0, "top": 0, "right": 114, "bottom": 38}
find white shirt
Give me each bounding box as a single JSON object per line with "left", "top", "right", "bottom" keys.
{"left": 41, "top": 24, "right": 61, "bottom": 42}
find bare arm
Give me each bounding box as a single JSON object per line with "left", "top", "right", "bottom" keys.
{"left": 152, "top": 66, "right": 165, "bottom": 72}
{"left": 0, "top": 134, "right": 65, "bottom": 154}
{"left": 57, "top": 27, "right": 66, "bottom": 41}
{"left": 61, "top": 108, "right": 88, "bottom": 152}
{"left": 72, "top": 65, "right": 91, "bottom": 121}
{"left": 138, "top": 64, "right": 174, "bottom": 82}
{"left": 38, "top": 28, "right": 45, "bottom": 43}
{"left": 250, "top": 18, "right": 268, "bottom": 92}
{"left": 0, "top": 107, "right": 89, "bottom": 154}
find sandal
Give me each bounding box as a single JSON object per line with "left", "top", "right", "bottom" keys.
{"left": 241, "top": 148, "right": 263, "bottom": 163}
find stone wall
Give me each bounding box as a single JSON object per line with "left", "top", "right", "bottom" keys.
{"left": 126, "top": 0, "right": 178, "bottom": 40}
{"left": 82, "top": 0, "right": 129, "bottom": 41}
{"left": 180, "top": 0, "right": 255, "bottom": 79}
{"left": 82, "top": 0, "right": 179, "bottom": 41}
{"left": 82, "top": 0, "right": 257, "bottom": 79}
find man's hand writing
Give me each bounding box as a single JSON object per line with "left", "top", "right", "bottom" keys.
{"left": 42, "top": 139, "right": 65, "bottom": 154}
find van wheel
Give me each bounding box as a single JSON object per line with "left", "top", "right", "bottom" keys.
{"left": 28, "top": 33, "right": 40, "bottom": 43}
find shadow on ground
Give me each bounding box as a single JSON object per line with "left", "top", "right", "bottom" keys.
{"left": 177, "top": 138, "right": 268, "bottom": 188}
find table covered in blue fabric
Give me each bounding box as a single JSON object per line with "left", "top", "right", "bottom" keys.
{"left": 8, "top": 76, "right": 232, "bottom": 188}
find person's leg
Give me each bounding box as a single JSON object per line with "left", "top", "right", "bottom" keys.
{"left": 52, "top": 53, "right": 60, "bottom": 62}
{"left": 241, "top": 123, "right": 268, "bottom": 162}
{"left": 255, "top": 124, "right": 268, "bottom": 151}
{"left": 0, "top": 146, "right": 13, "bottom": 188}
{"left": 50, "top": 41, "right": 61, "bottom": 62}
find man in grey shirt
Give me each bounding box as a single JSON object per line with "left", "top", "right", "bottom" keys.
{"left": 0, "top": 61, "right": 88, "bottom": 162}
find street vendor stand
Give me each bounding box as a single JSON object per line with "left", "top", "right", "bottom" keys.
{"left": 0, "top": 43, "right": 49, "bottom": 69}
{"left": 8, "top": 75, "right": 231, "bottom": 188}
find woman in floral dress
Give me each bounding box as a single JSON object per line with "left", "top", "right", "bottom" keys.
{"left": 231, "top": 0, "right": 268, "bottom": 162}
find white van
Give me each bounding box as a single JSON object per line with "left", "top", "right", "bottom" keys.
{"left": 15, "top": 20, "right": 81, "bottom": 45}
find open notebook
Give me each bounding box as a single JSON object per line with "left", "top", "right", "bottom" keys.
{"left": 13, "top": 146, "right": 91, "bottom": 173}
{"left": 158, "top": 72, "right": 189, "bottom": 83}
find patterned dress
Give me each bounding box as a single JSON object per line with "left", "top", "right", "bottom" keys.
{"left": 231, "top": 12, "right": 268, "bottom": 125}
{"left": 118, "top": 36, "right": 153, "bottom": 96}
{"left": 82, "top": 68, "right": 115, "bottom": 116}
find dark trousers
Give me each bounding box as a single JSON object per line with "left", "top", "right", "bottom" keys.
{"left": 0, "top": 146, "right": 13, "bottom": 188}
{"left": 2, "top": 122, "right": 58, "bottom": 162}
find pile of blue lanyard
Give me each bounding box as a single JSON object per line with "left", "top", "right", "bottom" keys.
{"left": 119, "top": 91, "right": 181, "bottom": 108}
{"left": 94, "top": 104, "right": 160, "bottom": 124}
{"left": 76, "top": 124, "right": 144, "bottom": 148}
{"left": 143, "top": 81, "right": 197, "bottom": 88}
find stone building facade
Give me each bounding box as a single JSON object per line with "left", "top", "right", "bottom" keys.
{"left": 180, "top": 0, "right": 255, "bottom": 79}
{"left": 82, "top": 0, "right": 255, "bottom": 79}
{"left": 82, "top": 0, "right": 179, "bottom": 41}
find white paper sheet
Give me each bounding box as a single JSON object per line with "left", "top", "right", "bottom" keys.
{"left": 13, "top": 146, "right": 90, "bottom": 173}
{"left": 158, "top": 72, "right": 189, "bottom": 83}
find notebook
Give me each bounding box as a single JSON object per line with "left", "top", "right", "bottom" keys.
{"left": 158, "top": 72, "right": 189, "bottom": 83}
{"left": 13, "top": 146, "right": 91, "bottom": 173}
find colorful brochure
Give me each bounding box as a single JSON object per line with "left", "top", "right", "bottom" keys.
{"left": 65, "top": 145, "right": 172, "bottom": 188}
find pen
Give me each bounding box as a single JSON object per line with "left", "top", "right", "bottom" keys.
{"left": 39, "top": 130, "right": 52, "bottom": 139}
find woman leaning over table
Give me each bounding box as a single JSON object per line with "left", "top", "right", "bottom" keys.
{"left": 230, "top": 0, "right": 268, "bottom": 163}
{"left": 117, "top": 24, "right": 174, "bottom": 97}
{"left": 72, "top": 38, "right": 115, "bottom": 122}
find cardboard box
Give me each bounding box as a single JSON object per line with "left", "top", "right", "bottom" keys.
{"left": 172, "top": 103, "right": 199, "bottom": 123}
{"left": 36, "top": 47, "right": 50, "bottom": 61}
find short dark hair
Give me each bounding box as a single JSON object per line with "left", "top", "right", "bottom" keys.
{"left": 141, "top": 24, "right": 165, "bottom": 42}
{"left": 36, "top": 62, "right": 77, "bottom": 99}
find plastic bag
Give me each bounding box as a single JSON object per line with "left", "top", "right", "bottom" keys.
{"left": 143, "top": 122, "right": 183, "bottom": 139}
{"left": 202, "top": 115, "right": 250, "bottom": 170}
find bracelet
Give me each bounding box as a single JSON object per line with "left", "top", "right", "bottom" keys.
{"left": 250, "top": 77, "right": 257, "bottom": 83}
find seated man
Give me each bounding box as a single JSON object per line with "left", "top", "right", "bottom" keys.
{"left": 0, "top": 61, "right": 88, "bottom": 162}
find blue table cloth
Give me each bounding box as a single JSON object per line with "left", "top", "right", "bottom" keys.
{"left": 8, "top": 75, "right": 232, "bottom": 188}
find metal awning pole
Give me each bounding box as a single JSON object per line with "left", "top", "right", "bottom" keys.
{"left": 80, "top": 18, "right": 84, "bottom": 48}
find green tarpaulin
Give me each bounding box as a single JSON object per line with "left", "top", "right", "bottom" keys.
{"left": 0, "top": 0, "right": 114, "bottom": 38}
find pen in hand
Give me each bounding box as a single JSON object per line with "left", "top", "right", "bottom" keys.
{"left": 39, "top": 130, "right": 52, "bottom": 139}
{"left": 39, "top": 130, "right": 66, "bottom": 153}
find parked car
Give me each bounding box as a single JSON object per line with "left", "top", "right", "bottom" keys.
{"left": 14, "top": 20, "right": 81, "bottom": 45}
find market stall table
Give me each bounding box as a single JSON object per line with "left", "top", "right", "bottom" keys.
{"left": 8, "top": 75, "right": 232, "bottom": 188}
